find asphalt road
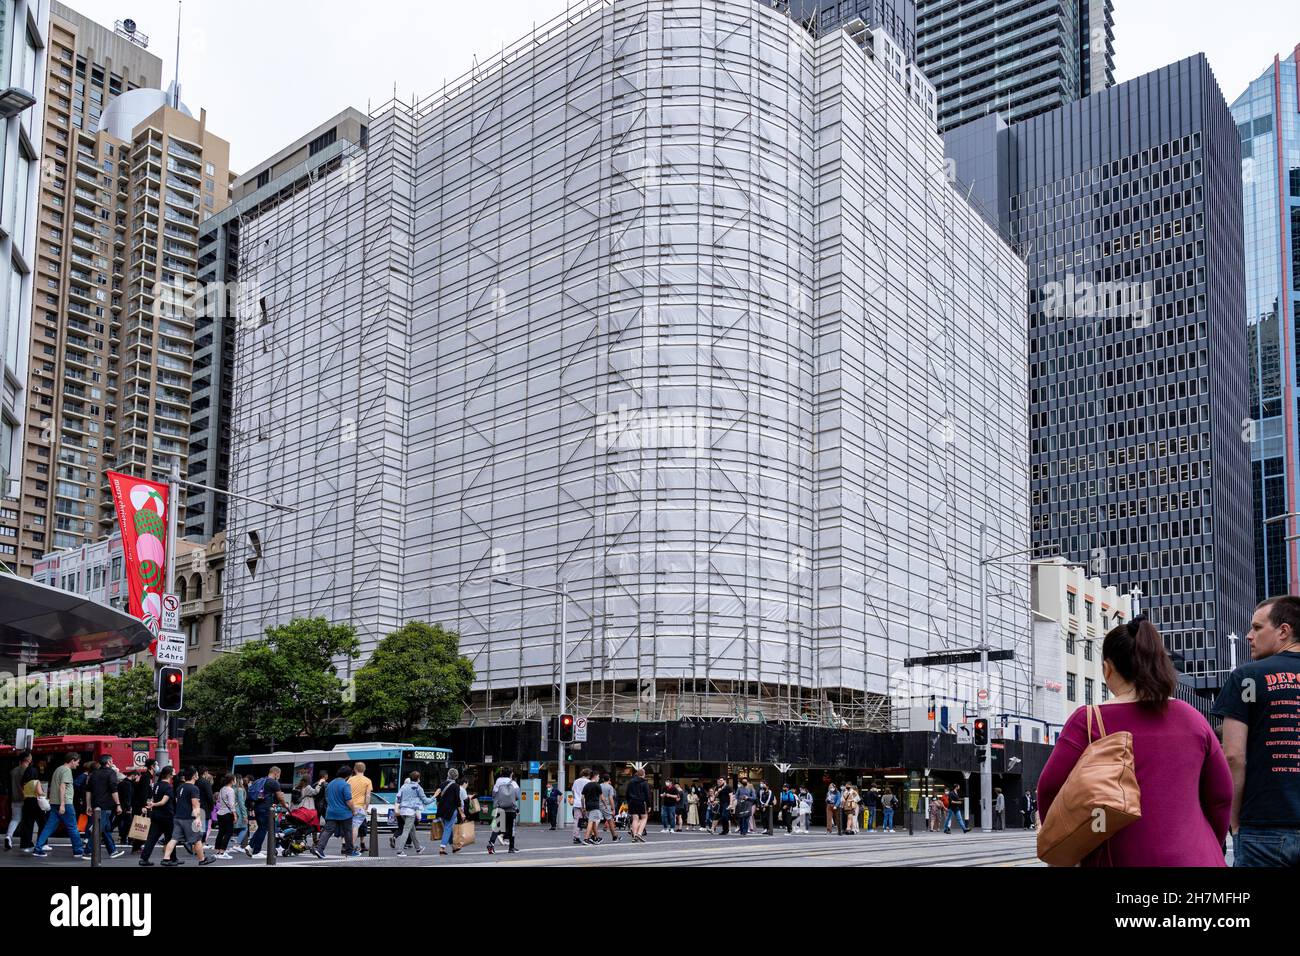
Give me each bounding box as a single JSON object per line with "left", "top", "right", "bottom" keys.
{"left": 4, "top": 824, "right": 1045, "bottom": 868}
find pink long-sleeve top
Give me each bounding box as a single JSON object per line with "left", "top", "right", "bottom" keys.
{"left": 1037, "top": 699, "right": 1232, "bottom": 867}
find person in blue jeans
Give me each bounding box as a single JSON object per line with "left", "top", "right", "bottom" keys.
{"left": 88, "top": 758, "right": 124, "bottom": 858}
{"left": 881, "top": 788, "right": 896, "bottom": 832}
{"left": 433, "top": 768, "right": 463, "bottom": 854}
{"left": 943, "top": 784, "right": 969, "bottom": 833}
{"left": 33, "top": 752, "right": 85, "bottom": 858}
{"left": 246, "top": 765, "right": 287, "bottom": 858}
{"left": 312, "top": 765, "right": 357, "bottom": 859}
{"left": 660, "top": 781, "right": 679, "bottom": 832}
{"left": 1214, "top": 595, "right": 1300, "bottom": 867}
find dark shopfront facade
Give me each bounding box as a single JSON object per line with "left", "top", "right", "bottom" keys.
{"left": 447, "top": 720, "right": 1055, "bottom": 828}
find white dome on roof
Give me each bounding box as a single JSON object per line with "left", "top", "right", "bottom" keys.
{"left": 97, "top": 83, "right": 193, "bottom": 140}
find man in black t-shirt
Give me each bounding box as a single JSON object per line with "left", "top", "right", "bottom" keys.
{"left": 163, "top": 767, "right": 211, "bottom": 866}
{"left": 581, "top": 773, "right": 605, "bottom": 845}
{"left": 1214, "top": 595, "right": 1300, "bottom": 867}
{"left": 139, "top": 766, "right": 175, "bottom": 866}
{"left": 715, "top": 777, "right": 733, "bottom": 836}
{"left": 88, "top": 758, "right": 124, "bottom": 857}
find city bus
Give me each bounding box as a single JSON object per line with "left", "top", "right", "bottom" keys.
{"left": 230, "top": 742, "right": 456, "bottom": 828}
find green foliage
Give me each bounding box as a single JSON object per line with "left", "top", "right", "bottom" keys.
{"left": 346, "top": 621, "right": 474, "bottom": 742}
{"left": 95, "top": 663, "right": 159, "bottom": 737}
{"left": 186, "top": 616, "right": 359, "bottom": 749}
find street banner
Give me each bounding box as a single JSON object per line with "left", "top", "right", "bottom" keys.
{"left": 107, "top": 470, "right": 170, "bottom": 637}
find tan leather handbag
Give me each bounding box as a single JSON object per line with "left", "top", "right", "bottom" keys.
{"left": 1037, "top": 704, "right": 1141, "bottom": 866}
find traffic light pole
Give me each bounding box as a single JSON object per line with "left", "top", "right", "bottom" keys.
{"left": 493, "top": 577, "right": 572, "bottom": 823}
{"left": 558, "top": 580, "right": 567, "bottom": 822}
{"left": 978, "top": 524, "right": 991, "bottom": 834}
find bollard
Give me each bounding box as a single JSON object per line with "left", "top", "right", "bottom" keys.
{"left": 90, "top": 810, "right": 101, "bottom": 867}
{"left": 370, "top": 808, "right": 379, "bottom": 857}
{"left": 267, "top": 810, "right": 276, "bottom": 866}
{"left": 907, "top": 806, "right": 914, "bottom": 836}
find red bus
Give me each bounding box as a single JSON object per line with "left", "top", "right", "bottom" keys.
{"left": 0, "top": 735, "right": 180, "bottom": 828}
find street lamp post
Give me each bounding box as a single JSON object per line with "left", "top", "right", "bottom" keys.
{"left": 494, "top": 577, "right": 573, "bottom": 822}
{"left": 976, "top": 534, "right": 1088, "bottom": 834}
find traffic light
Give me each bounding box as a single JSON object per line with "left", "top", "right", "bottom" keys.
{"left": 158, "top": 666, "right": 184, "bottom": 712}
{"left": 558, "top": 713, "right": 575, "bottom": 743}
{"left": 973, "top": 717, "right": 989, "bottom": 747}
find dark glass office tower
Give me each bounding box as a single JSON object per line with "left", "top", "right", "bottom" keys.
{"left": 946, "top": 54, "right": 1253, "bottom": 691}
{"left": 760, "top": 0, "right": 916, "bottom": 59}
{"left": 916, "top": 0, "right": 1115, "bottom": 133}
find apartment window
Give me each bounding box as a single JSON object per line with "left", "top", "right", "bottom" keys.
{"left": 1084, "top": 640, "right": 1094, "bottom": 662}
{"left": 1085, "top": 600, "right": 1094, "bottom": 623}
{"left": 255, "top": 170, "right": 270, "bottom": 189}
{"left": 1067, "top": 673, "right": 1077, "bottom": 702}
{"left": 1085, "top": 678, "right": 1095, "bottom": 705}
{"left": 1067, "top": 632, "right": 1077, "bottom": 655}
{"left": 1067, "top": 591, "right": 1077, "bottom": 615}
{"left": 307, "top": 128, "right": 337, "bottom": 156}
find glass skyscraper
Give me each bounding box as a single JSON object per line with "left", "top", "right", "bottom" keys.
{"left": 947, "top": 54, "right": 1254, "bottom": 691}
{"left": 1232, "top": 50, "right": 1300, "bottom": 602}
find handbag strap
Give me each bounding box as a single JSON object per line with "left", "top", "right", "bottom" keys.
{"left": 1086, "top": 704, "right": 1108, "bottom": 743}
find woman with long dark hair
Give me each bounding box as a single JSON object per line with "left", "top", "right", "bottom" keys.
{"left": 1037, "top": 615, "right": 1232, "bottom": 866}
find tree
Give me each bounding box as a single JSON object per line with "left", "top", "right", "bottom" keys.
{"left": 187, "top": 616, "right": 359, "bottom": 750}
{"left": 95, "top": 663, "right": 158, "bottom": 738}
{"left": 347, "top": 621, "right": 474, "bottom": 742}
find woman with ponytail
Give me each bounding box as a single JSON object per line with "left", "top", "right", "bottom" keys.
{"left": 1036, "top": 615, "right": 1233, "bottom": 866}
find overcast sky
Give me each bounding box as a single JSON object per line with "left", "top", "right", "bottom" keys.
{"left": 69, "top": 0, "right": 1300, "bottom": 172}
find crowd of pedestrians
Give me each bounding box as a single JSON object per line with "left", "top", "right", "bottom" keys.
{"left": 5, "top": 599, "right": 1295, "bottom": 868}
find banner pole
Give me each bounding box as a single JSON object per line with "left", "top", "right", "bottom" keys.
{"left": 156, "top": 461, "right": 180, "bottom": 771}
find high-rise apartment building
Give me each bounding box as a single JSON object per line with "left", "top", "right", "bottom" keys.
{"left": 1233, "top": 48, "right": 1300, "bottom": 601}
{"left": 0, "top": 0, "right": 49, "bottom": 565}
{"left": 225, "top": 0, "right": 1029, "bottom": 743}
{"left": 15, "top": 3, "right": 230, "bottom": 573}
{"left": 187, "top": 108, "right": 367, "bottom": 542}
{"left": 759, "top": 0, "right": 916, "bottom": 57}
{"left": 916, "top": 0, "right": 1115, "bottom": 133}
{"left": 947, "top": 54, "right": 1253, "bottom": 690}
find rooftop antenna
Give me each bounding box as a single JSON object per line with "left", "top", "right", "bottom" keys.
{"left": 173, "top": 1, "right": 182, "bottom": 108}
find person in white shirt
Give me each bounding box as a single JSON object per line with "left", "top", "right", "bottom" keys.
{"left": 571, "top": 768, "right": 591, "bottom": 846}
{"left": 487, "top": 769, "right": 522, "bottom": 855}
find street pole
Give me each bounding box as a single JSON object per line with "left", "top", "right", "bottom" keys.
{"left": 156, "top": 461, "right": 180, "bottom": 771}
{"left": 978, "top": 523, "right": 992, "bottom": 834}
{"left": 558, "top": 580, "right": 568, "bottom": 825}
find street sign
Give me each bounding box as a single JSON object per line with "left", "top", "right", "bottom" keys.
{"left": 904, "top": 649, "right": 1016, "bottom": 667}
{"left": 155, "top": 631, "right": 186, "bottom": 666}
{"left": 977, "top": 688, "right": 989, "bottom": 703}
{"left": 161, "top": 592, "right": 180, "bottom": 632}
{"left": 574, "top": 715, "right": 588, "bottom": 742}
{"left": 529, "top": 761, "right": 540, "bottom": 774}
{"left": 956, "top": 724, "right": 973, "bottom": 744}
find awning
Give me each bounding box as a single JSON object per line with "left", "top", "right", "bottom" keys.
{"left": 0, "top": 574, "right": 154, "bottom": 674}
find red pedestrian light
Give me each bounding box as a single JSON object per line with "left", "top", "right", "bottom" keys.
{"left": 158, "top": 665, "right": 185, "bottom": 711}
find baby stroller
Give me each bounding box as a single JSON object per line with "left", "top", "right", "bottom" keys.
{"left": 274, "top": 804, "right": 320, "bottom": 857}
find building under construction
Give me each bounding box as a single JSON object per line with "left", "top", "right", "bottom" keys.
{"left": 223, "top": 0, "right": 1031, "bottom": 771}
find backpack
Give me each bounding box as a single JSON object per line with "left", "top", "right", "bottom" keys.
{"left": 248, "top": 777, "right": 269, "bottom": 804}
